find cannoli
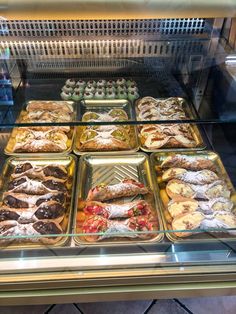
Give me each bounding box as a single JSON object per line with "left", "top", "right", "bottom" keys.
{"left": 13, "top": 129, "right": 68, "bottom": 153}
{"left": 167, "top": 197, "right": 234, "bottom": 218}
{"left": 160, "top": 154, "right": 216, "bottom": 171}
{"left": 84, "top": 200, "right": 152, "bottom": 219}
{"left": 82, "top": 215, "right": 154, "bottom": 242}
{"left": 162, "top": 168, "right": 219, "bottom": 184}
{"left": 3, "top": 192, "right": 66, "bottom": 208}
{"left": 12, "top": 163, "right": 68, "bottom": 181}
{"left": 171, "top": 212, "right": 205, "bottom": 237}
{"left": 8, "top": 176, "right": 67, "bottom": 195}
{"left": 166, "top": 179, "right": 231, "bottom": 200}
{"left": 87, "top": 179, "right": 149, "bottom": 201}
{"left": 0, "top": 201, "right": 66, "bottom": 223}
{"left": 26, "top": 101, "right": 73, "bottom": 114}
{"left": 0, "top": 220, "right": 63, "bottom": 244}
{"left": 79, "top": 128, "right": 130, "bottom": 151}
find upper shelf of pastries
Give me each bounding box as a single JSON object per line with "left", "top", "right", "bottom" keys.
{"left": 1, "top": 0, "right": 236, "bottom": 20}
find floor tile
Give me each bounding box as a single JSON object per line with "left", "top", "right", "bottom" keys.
{"left": 77, "top": 300, "right": 152, "bottom": 314}
{"left": 148, "top": 300, "right": 188, "bottom": 314}
{"left": 49, "top": 304, "right": 81, "bottom": 314}
{"left": 179, "top": 296, "right": 236, "bottom": 314}
{"left": 0, "top": 304, "right": 51, "bottom": 314}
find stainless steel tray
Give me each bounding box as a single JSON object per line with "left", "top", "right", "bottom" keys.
{"left": 74, "top": 153, "right": 164, "bottom": 246}
{"left": 4, "top": 100, "right": 76, "bottom": 157}
{"left": 74, "top": 99, "right": 139, "bottom": 155}
{"left": 150, "top": 150, "right": 236, "bottom": 243}
{"left": 135, "top": 97, "right": 206, "bottom": 152}
{"left": 0, "top": 155, "right": 77, "bottom": 249}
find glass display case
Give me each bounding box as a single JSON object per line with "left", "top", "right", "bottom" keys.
{"left": 1, "top": 0, "right": 236, "bottom": 305}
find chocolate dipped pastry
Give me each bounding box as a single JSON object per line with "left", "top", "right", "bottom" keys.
{"left": 3, "top": 192, "right": 66, "bottom": 208}
{"left": 12, "top": 163, "right": 68, "bottom": 181}
{"left": 0, "top": 201, "right": 66, "bottom": 224}
{"left": 0, "top": 220, "right": 63, "bottom": 244}
{"left": 7, "top": 176, "right": 67, "bottom": 195}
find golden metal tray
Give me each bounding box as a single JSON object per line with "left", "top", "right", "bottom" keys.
{"left": 150, "top": 150, "right": 236, "bottom": 243}
{"left": 4, "top": 101, "right": 76, "bottom": 157}
{"left": 135, "top": 97, "right": 206, "bottom": 152}
{"left": 73, "top": 99, "right": 139, "bottom": 155}
{"left": 0, "top": 155, "right": 77, "bottom": 249}
{"left": 74, "top": 153, "right": 164, "bottom": 246}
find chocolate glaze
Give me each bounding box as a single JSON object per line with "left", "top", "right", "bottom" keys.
{"left": 0, "top": 210, "right": 20, "bottom": 221}
{"left": 35, "top": 203, "right": 66, "bottom": 219}
{"left": 8, "top": 178, "right": 26, "bottom": 190}
{"left": 14, "top": 163, "right": 33, "bottom": 174}
{"left": 33, "top": 221, "right": 62, "bottom": 235}
{"left": 43, "top": 166, "right": 67, "bottom": 179}
{"left": 3, "top": 195, "right": 28, "bottom": 208}
{"left": 43, "top": 180, "right": 67, "bottom": 192}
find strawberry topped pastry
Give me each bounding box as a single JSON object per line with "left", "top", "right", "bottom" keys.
{"left": 82, "top": 215, "right": 154, "bottom": 242}
{"left": 84, "top": 200, "right": 152, "bottom": 219}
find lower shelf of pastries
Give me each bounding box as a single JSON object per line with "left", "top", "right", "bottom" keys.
{"left": 0, "top": 150, "right": 235, "bottom": 249}
{"left": 151, "top": 151, "right": 236, "bottom": 242}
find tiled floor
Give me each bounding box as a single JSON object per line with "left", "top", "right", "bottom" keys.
{"left": 1, "top": 297, "right": 236, "bottom": 314}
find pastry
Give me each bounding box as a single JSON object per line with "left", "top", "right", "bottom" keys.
{"left": 166, "top": 179, "right": 231, "bottom": 200}
{"left": 87, "top": 178, "right": 149, "bottom": 201}
{"left": 0, "top": 201, "right": 66, "bottom": 223}
{"left": 107, "top": 80, "right": 115, "bottom": 87}
{"left": 97, "top": 79, "right": 106, "bottom": 87}
{"left": 72, "top": 91, "right": 83, "bottom": 101}
{"left": 127, "top": 85, "right": 138, "bottom": 92}
{"left": 62, "top": 85, "right": 74, "bottom": 93}
{"left": 171, "top": 212, "right": 205, "bottom": 237}
{"left": 105, "top": 91, "right": 116, "bottom": 99}
{"left": 60, "top": 91, "right": 72, "bottom": 100}
{"left": 84, "top": 91, "right": 94, "bottom": 99}
{"left": 3, "top": 192, "right": 66, "bottom": 208}
{"left": 0, "top": 220, "right": 63, "bottom": 244}
{"left": 116, "top": 78, "right": 126, "bottom": 86}
{"left": 13, "top": 129, "right": 68, "bottom": 153}
{"left": 74, "top": 86, "right": 84, "bottom": 93}
{"left": 8, "top": 176, "right": 67, "bottom": 195}
{"left": 75, "top": 80, "right": 86, "bottom": 88}
{"left": 162, "top": 168, "right": 219, "bottom": 184}
{"left": 65, "top": 79, "right": 76, "bottom": 87}
{"left": 26, "top": 101, "right": 73, "bottom": 114}
{"left": 79, "top": 128, "right": 130, "bottom": 151}
{"left": 127, "top": 79, "right": 137, "bottom": 87}
{"left": 94, "top": 91, "right": 105, "bottom": 99}
{"left": 168, "top": 197, "right": 234, "bottom": 218}
{"left": 84, "top": 200, "right": 152, "bottom": 219}
{"left": 160, "top": 154, "right": 216, "bottom": 171}
{"left": 84, "top": 85, "right": 95, "bottom": 93}
{"left": 117, "top": 85, "right": 127, "bottom": 92}
{"left": 11, "top": 163, "right": 68, "bottom": 180}
{"left": 82, "top": 215, "right": 153, "bottom": 242}
{"left": 87, "top": 80, "right": 97, "bottom": 87}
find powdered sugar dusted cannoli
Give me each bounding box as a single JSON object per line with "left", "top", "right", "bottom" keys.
{"left": 87, "top": 179, "right": 149, "bottom": 201}
{"left": 162, "top": 168, "right": 219, "bottom": 184}
{"left": 166, "top": 179, "right": 231, "bottom": 200}
{"left": 167, "top": 197, "right": 234, "bottom": 218}
{"left": 161, "top": 154, "right": 216, "bottom": 171}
